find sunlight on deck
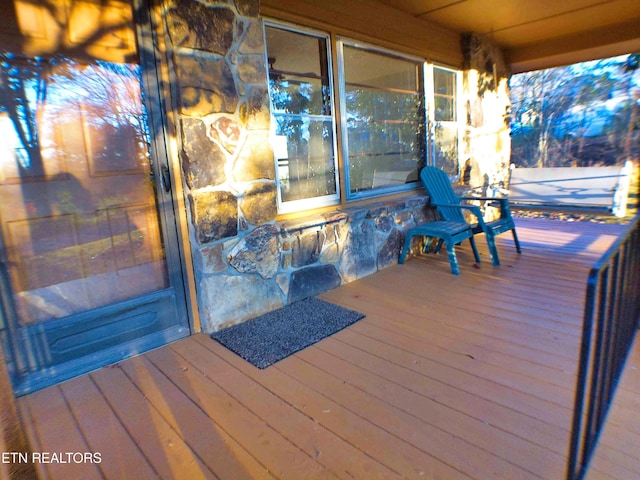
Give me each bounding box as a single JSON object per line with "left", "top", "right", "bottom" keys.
{"left": 16, "top": 217, "right": 639, "bottom": 480}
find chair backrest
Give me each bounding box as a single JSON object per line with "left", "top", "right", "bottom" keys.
{"left": 420, "top": 166, "right": 466, "bottom": 223}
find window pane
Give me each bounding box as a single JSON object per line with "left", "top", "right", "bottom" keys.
{"left": 434, "top": 67, "right": 456, "bottom": 122}
{"left": 434, "top": 123, "right": 459, "bottom": 177}
{"left": 433, "top": 67, "right": 459, "bottom": 176}
{"left": 269, "top": 76, "right": 328, "bottom": 115}
{"left": 435, "top": 95, "right": 455, "bottom": 122}
{"left": 274, "top": 117, "right": 336, "bottom": 202}
{"left": 344, "top": 46, "right": 417, "bottom": 91}
{"left": 266, "top": 26, "right": 331, "bottom": 116}
{"left": 343, "top": 45, "right": 425, "bottom": 195}
{"left": 434, "top": 67, "right": 455, "bottom": 96}
{"left": 0, "top": 56, "right": 169, "bottom": 324}
{"left": 265, "top": 26, "right": 325, "bottom": 77}
{"left": 265, "top": 24, "right": 338, "bottom": 211}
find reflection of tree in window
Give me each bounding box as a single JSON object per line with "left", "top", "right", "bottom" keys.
{"left": 265, "top": 24, "right": 338, "bottom": 208}
{"left": 0, "top": 55, "right": 46, "bottom": 176}
{"left": 343, "top": 45, "right": 425, "bottom": 194}
{"left": 1, "top": 55, "right": 150, "bottom": 176}
{"left": 42, "top": 60, "right": 150, "bottom": 174}
{"left": 0, "top": 53, "right": 167, "bottom": 317}
{"left": 433, "top": 121, "right": 458, "bottom": 177}
{"left": 433, "top": 67, "right": 458, "bottom": 177}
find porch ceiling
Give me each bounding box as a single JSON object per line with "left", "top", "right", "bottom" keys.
{"left": 377, "top": 0, "right": 640, "bottom": 73}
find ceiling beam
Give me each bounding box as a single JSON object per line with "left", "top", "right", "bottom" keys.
{"left": 507, "top": 18, "right": 640, "bottom": 73}
{"left": 261, "top": 0, "right": 464, "bottom": 66}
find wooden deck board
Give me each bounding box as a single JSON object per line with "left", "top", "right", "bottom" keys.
{"left": 59, "top": 375, "right": 159, "bottom": 480}
{"left": 194, "top": 336, "right": 473, "bottom": 480}
{"left": 90, "top": 364, "right": 217, "bottom": 480}
{"left": 299, "top": 340, "right": 567, "bottom": 479}
{"left": 118, "top": 354, "right": 276, "bottom": 480}
{"left": 182, "top": 336, "right": 457, "bottom": 478}
{"left": 20, "top": 385, "right": 103, "bottom": 480}
{"left": 140, "top": 345, "right": 340, "bottom": 480}
{"left": 16, "top": 217, "right": 640, "bottom": 480}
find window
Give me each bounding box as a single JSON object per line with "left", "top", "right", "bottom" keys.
{"left": 265, "top": 21, "right": 460, "bottom": 214}
{"left": 339, "top": 41, "right": 426, "bottom": 199}
{"left": 264, "top": 22, "right": 339, "bottom": 213}
{"left": 431, "top": 66, "right": 460, "bottom": 178}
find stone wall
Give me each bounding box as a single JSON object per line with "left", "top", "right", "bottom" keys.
{"left": 196, "top": 196, "right": 434, "bottom": 331}
{"left": 460, "top": 33, "right": 512, "bottom": 193}
{"left": 162, "top": 0, "right": 435, "bottom": 332}
{"left": 162, "top": 2, "right": 511, "bottom": 333}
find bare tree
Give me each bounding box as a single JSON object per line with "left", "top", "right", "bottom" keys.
{"left": 510, "top": 54, "right": 639, "bottom": 168}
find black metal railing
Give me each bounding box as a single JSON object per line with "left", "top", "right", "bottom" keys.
{"left": 567, "top": 213, "right": 640, "bottom": 480}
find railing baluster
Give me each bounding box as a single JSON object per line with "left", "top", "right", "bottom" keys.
{"left": 566, "top": 214, "right": 640, "bottom": 480}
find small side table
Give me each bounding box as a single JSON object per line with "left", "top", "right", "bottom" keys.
{"left": 399, "top": 221, "right": 481, "bottom": 275}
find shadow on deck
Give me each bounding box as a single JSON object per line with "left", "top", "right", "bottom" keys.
{"left": 17, "top": 217, "right": 639, "bottom": 480}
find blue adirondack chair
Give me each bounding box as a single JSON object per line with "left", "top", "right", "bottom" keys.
{"left": 420, "top": 166, "right": 521, "bottom": 266}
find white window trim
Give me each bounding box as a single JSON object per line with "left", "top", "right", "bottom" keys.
{"left": 337, "top": 37, "right": 428, "bottom": 201}
{"left": 263, "top": 20, "right": 341, "bottom": 215}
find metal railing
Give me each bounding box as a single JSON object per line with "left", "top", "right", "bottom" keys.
{"left": 567, "top": 213, "right": 640, "bottom": 480}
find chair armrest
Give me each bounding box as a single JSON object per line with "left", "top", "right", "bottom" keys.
{"left": 460, "top": 196, "right": 509, "bottom": 205}
{"left": 460, "top": 196, "right": 513, "bottom": 215}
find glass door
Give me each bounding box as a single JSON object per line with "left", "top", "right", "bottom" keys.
{"left": 0, "top": 0, "right": 190, "bottom": 394}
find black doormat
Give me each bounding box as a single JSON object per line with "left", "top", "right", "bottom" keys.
{"left": 210, "top": 297, "right": 365, "bottom": 369}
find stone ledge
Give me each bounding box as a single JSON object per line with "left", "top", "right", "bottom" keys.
{"left": 279, "top": 212, "right": 348, "bottom": 235}
{"left": 278, "top": 194, "right": 429, "bottom": 235}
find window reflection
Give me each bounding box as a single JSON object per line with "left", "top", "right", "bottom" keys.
{"left": 265, "top": 24, "right": 339, "bottom": 211}
{"left": 0, "top": 54, "right": 168, "bottom": 324}
{"left": 343, "top": 45, "right": 425, "bottom": 195}
{"left": 433, "top": 66, "right": 459, "bottom": 177}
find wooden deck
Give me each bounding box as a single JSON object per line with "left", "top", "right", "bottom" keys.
{"left": 16, "top": 217, "right": 640, "bottom": 480}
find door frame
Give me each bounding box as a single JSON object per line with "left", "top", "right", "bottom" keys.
{"left": 141, "top": 0, "right": 201, "bottom": 335}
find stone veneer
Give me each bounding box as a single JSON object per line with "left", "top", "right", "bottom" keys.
{"left": 196, "top": 196, "right": 435, "bottom": 331}
{"left": 162, "top": 0, "right": 508, "bottom": 332}
{"left": 460, "top": 33, "right": 512, "bottom": 194}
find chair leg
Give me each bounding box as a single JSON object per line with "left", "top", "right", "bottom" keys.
{"left": 399, "top": 234, "right": 412, "bottom": 264}
{"left": 486, "top": 233, "right": 500, "bottom": 266}
{"left": 423, "top": 237, "right": 436, "bottom": 253}
{"left": 433, "top": 238, "right": 444, "bottom": 254}
{"left": 469, "top": 236, "right": 481, "bottom": 263}
{"left": 512, "top": 228, "right": 522, "bottom": 253}
{"left": 443, "top": 241, "right": 461, "bottom": 275}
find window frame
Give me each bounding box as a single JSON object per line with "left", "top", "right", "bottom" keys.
{"left": 336, "top": 37, "right": 428, "bottom": 201}
{"left": 263, "top": 20, "right": 341, "bottom": 215}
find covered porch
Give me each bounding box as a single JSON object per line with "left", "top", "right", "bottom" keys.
{"left": 17, "top": 216, "right": 639, "bottom": 480}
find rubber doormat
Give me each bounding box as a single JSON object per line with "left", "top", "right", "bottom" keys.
{"left": 211, "top": 297, "right": 365, "bottom": 369}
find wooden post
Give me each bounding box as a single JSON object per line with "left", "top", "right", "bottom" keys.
{"left": 0, "top": 349, "right": 38, "bottom": 479}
